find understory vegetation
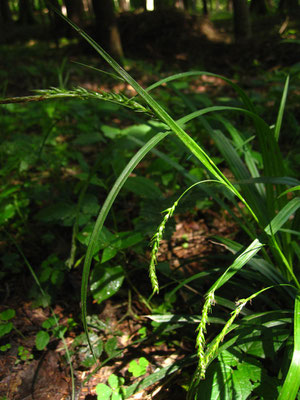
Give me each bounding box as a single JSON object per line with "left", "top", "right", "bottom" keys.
{"left": 1, "top": 13, "right": 300, "bottom": 400}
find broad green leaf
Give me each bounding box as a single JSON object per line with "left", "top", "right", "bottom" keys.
{"left": 117, "top": 232, "right": 143, "bottom": 249}
{"left": 253, "top": 372, "right": 280, "bottom": 399}
{"left": 108, "top": 374, "right": 120, "bottom": 389}
{"left": 51, "top": 269, "right": 64, "bottom": 286}
{"left": 238, "top": 357, "right": 262, "bottom": 382}
{"left": 111, "top": 393, "right": 123, "bottom": 400}
{"left": 128, "top": 357, "right": 149, "bottom": 377}
{"left": 78, "top": 224, "right": 114, "bottom": 248}
{"left": 0, "top": 203, "right": 15, "bottom": 224}
{"left": 95, "top": 383, "right": 112, "bottom": 400}
{"left": 101, "top": 124, "right": 121, "bottom": 139}
{"left": 75, "top": 173, "right": 106, "bottom": 188}
{"left": 73, "top": 131, "right": 103, "bottom": 145}
{"left": 122, "top": 123, "right": 153, "bottom": 136}
{"left": 105, "top": 337, "right": 119, "bottom": 358}
{"left": 125, "top": 176, "right": 163, "bottom": 199}
{"left": 195, "top": 361, "right": 233, "bottom": 400}
{"left": 99, "top": 232, "right": 143, "bottom": 263}
{"left": 0, "top": 343, "right": 11, "bottom": 351}
{"left": 42, "top": 316, "right": 58, "bottom": 329}
{"left": 39, "top": 266, "right": 52, "bottom": 282}
{"left": 82, "top": 194, "right": 100, "bottom": 216}
{"left": 35, "top": 330, "right": 50, "bottom": 350}
{"left": 101, "top": 246, "right": 118, "bottom": 263}
{"left": 232, "top": 366, "right": 253, "bottom": 399}
{"left": 36, "top": 202, "right": 77, "bottom": 223}
{"left": 125, "top": 354, "right": 197, "bottom": 398}
{"left": 218, "top": 350, "right": 238, "bottom": 367}
{"left": 236, "top": 327, "right": 290, "bottom": 359}
{"left": 0, "top": 309, "right": 15, "bottom": 321}
{"left": 90, "top": 264, "right": 124, "bottom": 304}
{"left": 0, "top": 322, "right": 13, "bottom": 337}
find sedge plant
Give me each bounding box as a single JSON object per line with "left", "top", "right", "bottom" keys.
{"left": 1, "top": 10, "right": 300, "bottom": 399}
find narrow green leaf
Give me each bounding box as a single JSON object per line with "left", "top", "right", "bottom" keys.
{"left": 274, "top": 75, "right": 289, "bottom": 142}
{"left": 279, "top": 185, "right": 300, "bottom": 198}
{"left": 209, "top": 239, "right": 263, "bottom": 293}
{"left": 144, "top": 71, "right": 256, "bottom": 112}
{"left": 81, "top": 131, "right": 169, "bottom": 359}
{"left": 145, "top": 314, "right": 226, "bottom": 324}
{"left": 265, "top": 197, "right": 300, "bottom": 235}
{"left": 278, "top": 292, "right": 300, "bottom": 400}
{"left": 208, "top": 128, "right": 266, "bottom": 225}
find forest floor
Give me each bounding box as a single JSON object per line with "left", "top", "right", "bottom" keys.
{"left": 0, "top": 9, "right": 300, "bottom": 400}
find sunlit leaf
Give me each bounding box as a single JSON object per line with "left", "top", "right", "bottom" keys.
{"left": 90, "top": 264, "right": 124, "bottom": 304}
{"left": 95, "top": 383, "right": 112, "bottom": 400}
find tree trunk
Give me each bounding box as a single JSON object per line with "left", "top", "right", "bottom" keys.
{"left": 0, "top": 0, "right": 12, "bottom": 24}
{"left": 176, "top": 0, "right": 185, "bottom": 9}
{"left": 64, "top": 0, "right": 84, "bottom": 25}
{"left": 18, "top": 0, "right": 35, "bottom": 24}
{"left": 131, "top": 0, "right": 146, "bottom": 10}
{"left": 119, "top": 0, "right": 131, "bottom": 11}
{"left": 0, "top": 0, "right": 13, "bottom": 42}
{"left": 146, "top": 0, "right": 154, "bottom": 10}
{"left": 155, "top": 0, "right": 175, "bottom": 9}
{"left": 183, "top": 0, "right": 197, "bottom": 10}
{"left": 227, "top": 0, "right": 233, "bottom": 12}
{"left": 46, "top": 0, "right": 66, "bottom": 41}
{"left": 278, "top": 0, "right": 299, "bottom": 16}
{"left": 233, "top": 0, "right": 251, "bottom": 41}
{"left": 250, "top": 0, "right": 267, "bottom": 14}
{"left": 202, "top": 0, "right": 208, "bottom": 14}
{"left": 92, "top": 0, "right": 124, "bottom": 60}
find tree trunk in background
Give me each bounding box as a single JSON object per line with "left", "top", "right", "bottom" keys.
{"left": 146, "top": 0, "right": 154, "bottom": 10}
{"left": 227, "top": 0, "right": 233, "bottom": 12}
{"left": 46, "top": 0, "right": 66, "bottom": 40}
{"left": 119, "top": 0, "right": 131, "bottom": 11}
{"left": 92, "top": 0, "right": 124, "bottom": 60}
{"left": 278, "top": 0, "right": 299, "bottom": 16}
{"left": 176, "top": 0, "right": 185, "bottom": 9}
{"left": 202, "top": 0, "right": 208, "bottom": 14}
{"left": 64, "top": 0, "right": 84, "bottom": 25}
{"left": 18, "top": 0, "right": 35, "bottom": 24}
{"left": 0, "top": 0, "right": 12, "bottom": 24}
{"left": 183, "top": 0, "right": 197, "bottom": 11}
{"left": 233, "top": 0, "right": 251, "bottom": 41}
{"left": 155, "top": 0, "right": 175, "bottom": 9}
{"left": 131, "top": 0, "right": 146, "bottom": 10}
{"left": 250, "top": 0, "right": 267, "bottom": 14}
{"left": 0, "top": 0, "right": 12, "bottom": 43}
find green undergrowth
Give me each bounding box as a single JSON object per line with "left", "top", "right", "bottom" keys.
{"left": 1, "top": 16, "right": 300, "bottom": 400}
